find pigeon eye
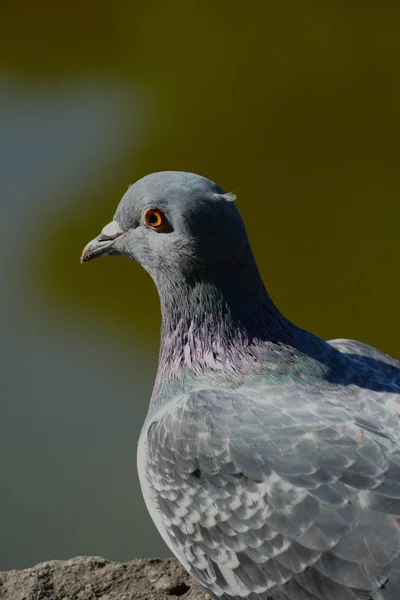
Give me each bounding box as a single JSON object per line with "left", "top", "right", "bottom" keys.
{"left": 143, "top": 209, "right": 166, "bottom": 230}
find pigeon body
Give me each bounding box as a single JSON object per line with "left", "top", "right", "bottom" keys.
{"left": 82, "top": 172, "right": 400, "bottom": 600}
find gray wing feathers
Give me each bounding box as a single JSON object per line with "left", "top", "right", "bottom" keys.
{"left": 146, "top": 388, "right": 400, "bottom": 600}
{"left": 329, "top": 338, "right": 400, "bottom": 370}
{"left": 329, "top": 339, "right": 400, "bottom": 426}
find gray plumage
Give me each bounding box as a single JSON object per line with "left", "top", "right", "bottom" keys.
{"left": 82, "top": 171, "right": 400, "bottom": 600}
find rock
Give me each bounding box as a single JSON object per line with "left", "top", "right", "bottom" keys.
{"left": 0, "top": 556, "right": 209, "bottom": 600}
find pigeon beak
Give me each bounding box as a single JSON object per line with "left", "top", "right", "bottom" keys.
{"left": 80, "top": 220, "right": 124, "bottom": 263}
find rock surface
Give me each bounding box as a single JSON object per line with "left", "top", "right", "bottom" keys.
{"left": 0, "top": 556, "right": 208, "bottom": 600}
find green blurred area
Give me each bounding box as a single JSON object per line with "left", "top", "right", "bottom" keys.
{"left": 1, "top": 0, "right": 400, "bottom": 569}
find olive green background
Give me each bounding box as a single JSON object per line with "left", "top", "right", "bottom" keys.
{"left": 1, "top": 0, "right": 399, "bottom": 570}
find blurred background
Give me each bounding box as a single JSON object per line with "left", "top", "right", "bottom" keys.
{"left": 1, "top": 0, "right": 400, "bottom": 571}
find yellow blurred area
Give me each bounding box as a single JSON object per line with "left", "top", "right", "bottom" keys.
{"left": 20, "top": 0, "right": 399, "bottom": 351}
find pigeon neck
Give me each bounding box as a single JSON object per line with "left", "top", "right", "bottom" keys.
{"left": 154, "top": 262, "right": 293, "bottom": 381}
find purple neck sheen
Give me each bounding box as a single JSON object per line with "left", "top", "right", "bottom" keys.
{"left": 153, "top": 257, "right": 293, "bottom": 386}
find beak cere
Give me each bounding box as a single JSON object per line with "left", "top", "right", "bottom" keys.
{"left": 80, "top": 220, "right": 124, "bottom": 263}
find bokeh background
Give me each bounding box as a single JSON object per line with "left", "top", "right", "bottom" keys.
{"left": 1, "top": 0, "right": 400, "bottom": 571}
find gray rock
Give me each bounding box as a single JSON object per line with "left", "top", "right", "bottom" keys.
{"left": 0, "top": 556, "right": 208, "bottom": 600}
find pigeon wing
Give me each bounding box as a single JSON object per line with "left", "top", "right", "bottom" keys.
{"left": 329, "top": 338, "right": 400, "bottom": 371}
{"left": 145, "top": 386, "right": 400, "bottom": 600}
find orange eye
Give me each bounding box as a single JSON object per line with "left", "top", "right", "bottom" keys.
{"left": 143, "top": 209, "right": 166, "bottom": 229}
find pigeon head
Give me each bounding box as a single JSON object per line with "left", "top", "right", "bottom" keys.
{"left": 81, "top": 171, "right": 297, "bottom": 372}
{"left": 81, "top": 171, "right": 255, "bottom": 283}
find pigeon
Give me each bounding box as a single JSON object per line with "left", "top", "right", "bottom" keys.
{"left": 81, "top": 171, "right": 400, "bottom": 600}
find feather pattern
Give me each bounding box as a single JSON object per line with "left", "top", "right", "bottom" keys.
{"left": 139, "top": 342, "right": 400, "bottom": 600}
